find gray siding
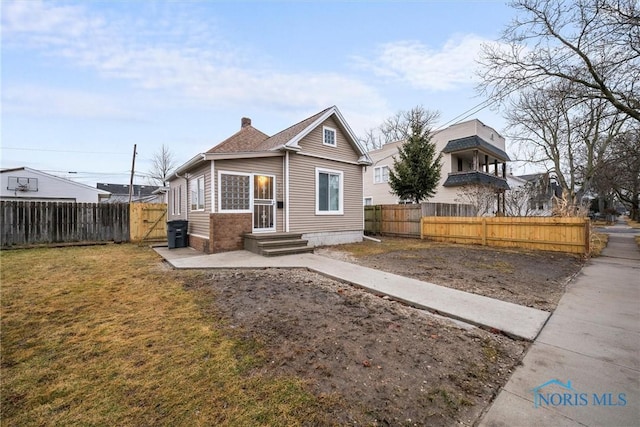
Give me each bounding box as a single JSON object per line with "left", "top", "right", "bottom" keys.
{"left": 288, "top": 154, "right": 363, "bottom": 233}
{"left": 289, "top": 117, "right": 364, "bottom": 233}
{"left": 168, "top": 177, "right": 187, "bottom": 221}
{"left": 213, "top": 157, "right": 285, "bottom": 232}
{"left": 297, "top": 116, "right": 360, "bottom": 163}
{"left": 187, "top": 163, "right": 211, "bottom": 238}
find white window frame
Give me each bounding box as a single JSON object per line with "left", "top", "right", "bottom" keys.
{"left": 315, "top": 167, "right": 343, "bottom": 215}
{"left": 374, "top": 165, "right": 390, "bottom": 183}
{"left": 363, "top": 197, "right": 373, "bottom": 206}
{"left": 190, "top": 176, "right": 205, "bottom": 211}
{"left": 322, "top": 126, "right": 337, "bottom": 147}
{"left": 172, "top": 185, "right": 182, "bottom": 215}
{"left": 218, "top": 171, "right": 252, "bottom": 213}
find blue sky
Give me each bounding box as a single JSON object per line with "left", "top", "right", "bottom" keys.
{"left": 1, "top": 0, "right": 517, "bottom": 186}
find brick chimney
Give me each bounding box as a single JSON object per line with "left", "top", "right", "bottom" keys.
{"left": 241, "top": 117, "right": 251, "bottom": 128}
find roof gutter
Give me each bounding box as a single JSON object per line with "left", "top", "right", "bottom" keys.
{"left": 203, "top": 151, "right": 284, "bottom": 160}
{"left": 167, "top": 153, "right": 206, "bottom": 181}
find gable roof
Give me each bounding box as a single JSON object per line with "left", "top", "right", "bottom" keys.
{"left": 442, "top": 135, "right": 510, "bottom": 161}
{"left": 255, "top": 107, "right": 332, "bottom": 151}
{"left": 171, "top": 106, "right": 371, "bottom": 178}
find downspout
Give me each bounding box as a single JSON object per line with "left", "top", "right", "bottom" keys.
{"left": 210, "top": 160, "right": 215, "bottom": 213}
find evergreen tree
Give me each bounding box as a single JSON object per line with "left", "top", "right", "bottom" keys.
{"left": 388, "top": 114, "right": 442, "bottom": 204}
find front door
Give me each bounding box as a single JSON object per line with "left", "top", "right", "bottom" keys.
{"left": 253, "top": 174, "right": 275, "bottom": 231}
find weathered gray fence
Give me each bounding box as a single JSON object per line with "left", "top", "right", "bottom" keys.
{"left": 365, "top": 202, "right": 477, "bottom": 237}
{"left": 1, "top": 201, "right": 129, "bottom": 247}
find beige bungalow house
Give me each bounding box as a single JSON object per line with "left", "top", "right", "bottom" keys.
{"left": 363, "top": 119, "right": 510, "bottom": 212}
{"left": 167, "top": 106, "right": 372, "bottom": 255}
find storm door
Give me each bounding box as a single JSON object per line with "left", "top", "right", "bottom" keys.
{"left": 253, "top": 174, "right": 275, "bottom": 231}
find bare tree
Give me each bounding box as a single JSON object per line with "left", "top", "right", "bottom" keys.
{"left": 593, "top": 128, "right": 640, "bottom": 220}
{"left": 505, "top": 83, "right": 627, "bottom": 206}
{"left": 478, "top": 0, "right": 640, "bottom": 122}
{"left": 359, "top": 106, "right": 440, "bottom": 151}
{"left": 455, "top": 185, "right": 497, "bottom": 217}
{"left": 504, "top": 183, "right": 538, "bottom": 216}
{"left": 148, "top": 144, "right": 176, "bottom": 187}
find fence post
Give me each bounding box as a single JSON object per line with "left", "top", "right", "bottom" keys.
{"left": 420, "top": 217, "right": 424, "bottom": 240}
{"left": 584, "top": 219, "right": 590, "bottom": 255}
{"left": 482, "top": 218, "right": 487, "bottom": 246}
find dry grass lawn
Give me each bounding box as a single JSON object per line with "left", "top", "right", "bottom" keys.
{"left": 1, "top": 245, "right": 321, "bottom": 426}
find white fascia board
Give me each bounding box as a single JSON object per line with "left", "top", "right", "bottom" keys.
{"left": 285, "top": 108, "right": 336, "bottom": 149}
{"left": 284, "top": 106, "right": 371, "bottom": 164}
{"left": 169, "top": 153, "right": 206, "bottom": 180}
{"left": 203, "top": 151, "right": 283, "bottom": 160}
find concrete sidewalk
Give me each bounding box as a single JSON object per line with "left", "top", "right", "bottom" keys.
{"left": 479, "top": 225, "right": 640, "bottom": 426}
{"left": 154, "top": 246, "right": 550, "bottom": 341}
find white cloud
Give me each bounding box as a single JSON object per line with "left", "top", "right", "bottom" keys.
{"left": 2, "top": 85, "right": 144, "bottom": 120}
{"left": 355, "top": 34, "right": 491, "bottom": 91}
{"left": 2, "top": 1, "right": 387, "bottom": 119}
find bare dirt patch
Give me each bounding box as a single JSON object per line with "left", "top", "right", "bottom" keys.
{"left": 184, "top": 268, "right": 529, "bottom": 426}
{"left": 317, "top": 238, "right": 585, "bottom": 311}
{"left": 180, "top": 239, "right": 585, "bottom": 425}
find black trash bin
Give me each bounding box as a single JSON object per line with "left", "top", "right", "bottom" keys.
{"left": 167, "top": 220, "right": 188, "bottom": 249}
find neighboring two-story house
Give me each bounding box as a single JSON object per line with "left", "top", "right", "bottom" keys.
{"left": 167, "top": 106, "right": 372, "bottom": 254}
{"left": 363, "top": 119, "right": 510, "bottom": 212}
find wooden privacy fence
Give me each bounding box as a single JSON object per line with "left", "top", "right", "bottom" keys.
{"left": 365, "top": 204, "right": 421, "bottom": 237}
{"left": 129, "top": 203, "right": 167, "bottom": 243}
{"left": 365, "top": 203, "right": 477, "bottom": 237}
{"left": 1, "top": 201, "right": 129, "bottom": 247}
{"left": 421, "top": 216, "right": 590, "bottom": 255}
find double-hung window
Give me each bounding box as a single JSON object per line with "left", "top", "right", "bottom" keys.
{"left": 172, "top": 185, "right": 182, "bottom": 215}
{"left": 374, "top": 166, "right": 389, "bottom": 183}
{"left": 316, "top": 168, "right": 343, "bottom": 215}
{"left": 190, "top": 176, "right": 205, "bottom": 211}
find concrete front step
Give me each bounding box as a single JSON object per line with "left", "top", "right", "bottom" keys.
{"left": 261, "top": 246, "right": 315, "bottom": 257}
{"left": 244, "top": 232, "right": 313, "bottom": 256}
{"left": 257, "top": 239, "right": 309, "bottom": 248}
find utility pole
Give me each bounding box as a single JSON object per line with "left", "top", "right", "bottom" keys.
{"left": 128, "top": 144, "right": 137, "bottom": 203}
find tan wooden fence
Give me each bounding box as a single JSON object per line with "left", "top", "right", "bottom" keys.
{"left": 129, "top": 203, "right": 167, "bottom": 243}
{"left": 421, "top": 216, "right": 590, "bottom": 254}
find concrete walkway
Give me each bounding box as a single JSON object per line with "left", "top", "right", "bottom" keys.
{"left": 154, "top": 246, "right": 550, "bottom": 341}
{"left": 479, "top": 222, "right": 640, "bottom": 426}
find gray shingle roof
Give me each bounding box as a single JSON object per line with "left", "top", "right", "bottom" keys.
{"left": 443, "top": 172, "right": 510, "bottom": 190}
{"left": 442, "top": 136, "right": 510, "bottom": 161}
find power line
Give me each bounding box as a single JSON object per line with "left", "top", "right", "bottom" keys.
{"left": 436, "top": 98, "right": 497, "bottom": 130}
{"left": 1, "top": 147, "right": 130, "bottom": 155}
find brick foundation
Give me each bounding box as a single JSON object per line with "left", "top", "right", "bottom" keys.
{"left": 188, "top": 234, "right": 210, "bottom": 254}
{"left": 209, "top": 213, "right": 252, "bottom": 253}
